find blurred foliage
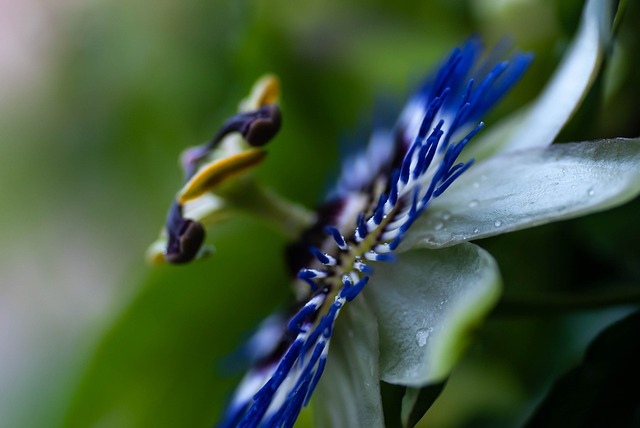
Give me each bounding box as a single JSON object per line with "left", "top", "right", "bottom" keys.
{"left": 525, "top": 310, "right": 640, "bottom": 428}
{"left": 1, "top": 0, "right": 639, "bottom": 427}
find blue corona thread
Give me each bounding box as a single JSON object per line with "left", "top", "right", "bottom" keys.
{"left": 218, "top": 38, "right": 532, "bottom": 428}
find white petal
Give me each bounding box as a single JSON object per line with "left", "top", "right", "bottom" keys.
{"left": 365, "top": 243, "right": 501, "bottom": 386}
{"left": 313, "top": 295, "right": 385, "bottom": 428}
{"left": 404, "top": 138, "right": 640, "bottom": 249}
{"left": 465, "top": 0, "right": 612, "bottom": 161}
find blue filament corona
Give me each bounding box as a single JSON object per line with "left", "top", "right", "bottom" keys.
{"left": 218, "top": 38, "right": 531, "bottom": 428}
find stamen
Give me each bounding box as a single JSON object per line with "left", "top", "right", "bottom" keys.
{"left": 373, "top": 243, "right": 393, "bottom": 254}
{"left": 178, "top": 149, "right": 267, "bottom": 204}
{"left": 304, "top": 349, "right": 327, "bottom": 405}
{"left": 431, "top": 48, "right": 463, "bottom": 98}
{"left": 414, "top": 121, "right": 443, "bottom": 177}
{"left": 434, "top": 161, "right": 473, "bottom": 197}
{"left": 297, "top": 269, "right": 326, "bottom": 291}
{"left": 364, "top": 251, "right": 395, "bottom": 262}
{"left": 310, "top": 247, "right": 337, "bottom": 266}
{"left": 418, "top": 90, "right": 449, "bottom": 140}
{"left": 354, "top": 259, "right": 372, "bottom": 274}
{"left": 441, "top": 101, "right": 470, "bottom": 151}
{"left": 355, "top": 213, "right": 368, "bottom": 242}
{"left": 339, "top": 277, "right": 369, "bottom": 302}
{"left": 379, "top": 227, "right": 401, "bottom": 242}
{"left": 163, "top": 202, "right": 206, "bottom": 264}
{"left": 372, "top": 193, "right": 388, "bottom": 225}
{"left": 287, "top": 295, "right": 325, "bottom": 334}
{"left": 399, "top": 145, "right": 414, "bottom": 185}
{"left": 466, "top": 62, "right": 507, "bottom": 118}
{"left": 298, "top": 269, "right": 328, "bottom": 280}
{"left": 341, "top": 274, "right": 352, "bottom": 287}
{"left": 324, "top": 226, "right": 349, "bottom": 251}
{"left": 386, "top": 169, "right": 400, "bottom": 208}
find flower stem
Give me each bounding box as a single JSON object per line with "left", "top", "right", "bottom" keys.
{"left": 223, "top": 178, "right": 317, "bottom": 240}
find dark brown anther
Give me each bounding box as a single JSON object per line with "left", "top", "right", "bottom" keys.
{"left": 245, "top": 104, "right": 282, "bottom": 147}
{"left": 164, "top": 202, "right": 206, "bottom": 264}
{"left": 165, "top": 219, "right": 206, "bottom": 264}
{"left": 180, "top": 104, "right": 282, "bottom": 182}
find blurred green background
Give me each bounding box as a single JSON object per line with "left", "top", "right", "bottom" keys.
{"left": 1, "top": 0, "right": 638, "bottom": 427}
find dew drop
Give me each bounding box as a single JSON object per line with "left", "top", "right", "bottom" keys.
{"left": 472, "top": 181, "right": 480, "bottom": 189}
{"left": 494, "top": 220, "right": 502, "bottom": 228}
{"left": 442, "top": 211, "right": 452, "bottom": 221}
{"left": 588, "top": 188, "right": 595, "bottom": 197}
{"left": 416, "top": 327, "right": 433, "bottom": 347}
{"left": 434, "top": 222, "right": 444, "bottom": 231}
{"left": 473, "top": 227, "right": 480, "bottom": 233}
{"left": 423, "top": 233, "right": 436, "bottom": 244}
{"left": 468, "top": 200, "right": 479, "bottom": 208}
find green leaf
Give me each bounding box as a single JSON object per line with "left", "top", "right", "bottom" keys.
{"left": 404, "top": 138, "right": 640, "bottom": 249}
{"left": 379, "top": 380, "right": 447, "bottom": 428}
{"left": 401, "top": 381, "right": 447, "bottom": 428}
{"left": 365, "top": 243, "right": 501, "bottom": 386}
{"left": 380, "top": 382, "right": 405, "bottom": 428}
{"left": 466, "top": 0, "right": 613, "bottom": 161}
{"left": 525, "top": 309, "right": 640, "bottom": 428}
{"left": 313, "top": 295, "right": 384, "bottom": 428}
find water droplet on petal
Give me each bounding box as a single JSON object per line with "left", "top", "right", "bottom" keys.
{"left": 473, "top": 227, "right": 480, "bottom": 233}
{"left": 494, "top": 220, "right": 502, "bottom": 228}
{"left": 468, "top": 200, "right": 479, "bottom": 208}
{"left": 423, "top": 233, "right": 436, "bottom": 244}
{"left": 442, "top": 211, "right": 451, "bottom": 221}
{"left": 416, "top": 327, "right": 433, "bottom": 347}
{"left": 472, "top": 181, "right": 480, "bottom": 189}
{"left": 434, "top": 222, "right": 444, "bottom": 231}
{"left": 588, "top": 188, "right": 595, "bottom": 197}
